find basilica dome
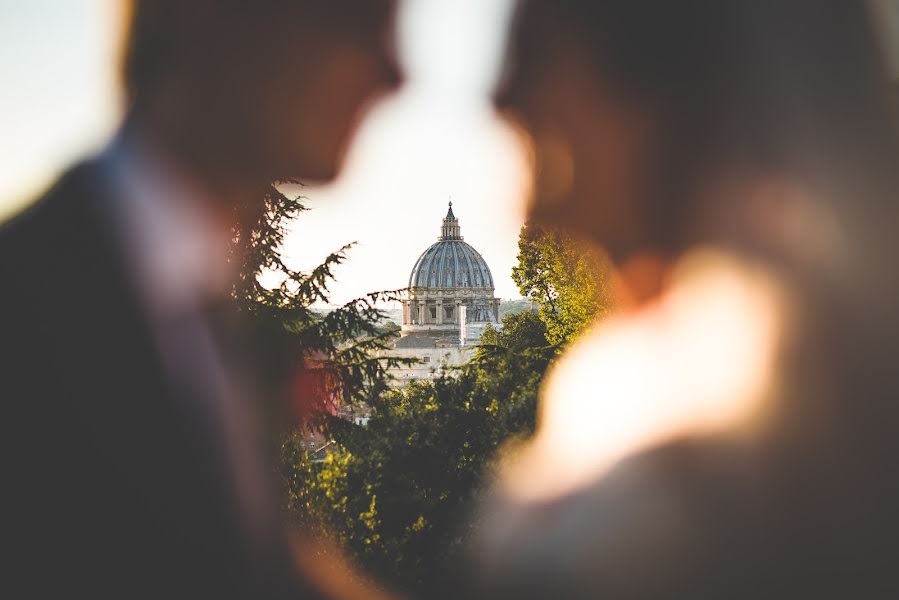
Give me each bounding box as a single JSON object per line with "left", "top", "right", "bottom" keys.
{"left": 408, "top": 203, "right": 494, "bottom": 290}
{"left": 401, "top": 203, "right": 499, "bottom": 334}
{"left": 388, "top": 204, "right": 501, "bottom": 384}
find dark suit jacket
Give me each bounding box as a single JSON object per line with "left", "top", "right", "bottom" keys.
{"left": 1, "top": 162, "right": 315, "bottom": 599}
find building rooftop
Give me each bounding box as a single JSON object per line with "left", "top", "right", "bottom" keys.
{"left": 408, "top": 203, "right": 495, "bottom": 290}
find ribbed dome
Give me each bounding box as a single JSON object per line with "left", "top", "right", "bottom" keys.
{"left": 409, "top": 240, "right": 495, "bottom": 289}
{"left": 408, "top": 204, "right": 494, "bottom": 289}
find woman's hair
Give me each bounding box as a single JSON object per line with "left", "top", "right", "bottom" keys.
{"left": 521, "top": 0, "right": 899, "bottom": 255}
{"left": 518, "top": 0, "right": 899, "bottom": 447}
{"left": 545, "top": 1, "right": 892, "bottom": 164}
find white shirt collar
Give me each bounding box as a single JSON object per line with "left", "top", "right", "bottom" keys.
{"left": 101, "top": 135, "right": 234, "bottom": 317}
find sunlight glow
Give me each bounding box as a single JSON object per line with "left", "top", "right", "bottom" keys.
{"left": 284, "top": 0, "right": 528, "bottom": 306}
{"left": 499, "top": 249, "right": 788, "bottom": 502}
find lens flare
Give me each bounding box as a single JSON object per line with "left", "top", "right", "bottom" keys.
{"left": 499, "top": 248, "right": 787, "bottom": 502}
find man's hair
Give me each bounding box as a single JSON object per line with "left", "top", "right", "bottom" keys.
{"left": 122, "top": 0, "right": 392, "bottom": 104}
{"left": 122, "top": 0, "right": 185, "bottom": 104}
{"left": 122, "top": 1, "right": 292, "bottom": 103}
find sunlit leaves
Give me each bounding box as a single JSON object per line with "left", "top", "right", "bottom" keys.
{"left": 511, "top": 222, "right": 610, "bottom": 346}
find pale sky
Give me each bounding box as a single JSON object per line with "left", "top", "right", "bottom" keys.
{"left": 285, "top": 0, "right": 528, "bottom": 306}
{"left": 0, "top": 0, "right": 123, "bottom": 217}
{"left": 0, "top": 0, "right": 529, "bottom": 307}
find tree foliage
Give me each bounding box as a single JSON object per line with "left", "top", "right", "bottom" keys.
{"left": 282, "top": 305, "right": 556, "bottom": 596}
{"left": 233, "top": 188, "right": 608, "bottom": 597}
{"left": 478, "top": 309, "right": 548, "bottom": 354}
{"left": 511, "top": 222, "right": 610, "bottom": 346}
{"left": 282, "top": 330, "right": 554, "bottom": 596}
{"left": 229, "top": 183, "right": 412, "bottom": 422}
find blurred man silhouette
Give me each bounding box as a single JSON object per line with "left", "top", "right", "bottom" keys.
{"left": 478, "top": 1, "right": 899, "bottom": 598}
{"left": 1, "top": 1, "right": 400, "bottom": 598}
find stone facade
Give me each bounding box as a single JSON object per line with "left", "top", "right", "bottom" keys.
{"left": 384, "top": 203, "right": 500, "bottom": 386}
{"left": 401, "top": 202, "right": 500, "bottom": 336}
{"left": 386, "top": 343, "right": 476, "bottom": 386}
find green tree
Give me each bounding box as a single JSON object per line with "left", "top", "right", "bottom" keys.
{"left": 511, "top": 222, "right": 610, "bottom": 346}
{"left": 229, "top": 183, "right": 412, "bottom": 424}
{"left": 478, "top": 310, "right": 548, "bottom": 353}
{"left": 283, "top": 309, "right": 555, "bottom": 596}
{"left": 283, "top": 338, "right": 554, "bottom": 597}
{"left": 271, "top": 213, "right": 609, "bottom": 597}
{"left": 497, "top": 297, "right": 535, "bottom": 319}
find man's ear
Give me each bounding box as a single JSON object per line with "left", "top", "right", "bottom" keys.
{"left": 123, "top": 0, "right": 214, "bottom": 102}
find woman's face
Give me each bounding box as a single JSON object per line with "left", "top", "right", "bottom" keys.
{"left": 495, "top": 11, "right": 655, "bottom": 263}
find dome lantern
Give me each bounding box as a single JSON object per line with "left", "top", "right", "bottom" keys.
{"left": 439, "top": 201, "right": 462, "bottom": 241}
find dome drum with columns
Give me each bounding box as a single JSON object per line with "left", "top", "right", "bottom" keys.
{"left": 401, "top": 203, "right": 500, "bottom": 338}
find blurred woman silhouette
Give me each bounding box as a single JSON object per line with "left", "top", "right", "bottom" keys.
{"left": 479, "top": 1, "right": 899, "bottom": 597}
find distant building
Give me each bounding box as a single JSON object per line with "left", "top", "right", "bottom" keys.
{"left": 384, "top": 203, "right": 500, "bottom": 384}
{"left": 402, "top": 202, "right": 500, "bottom": 337}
